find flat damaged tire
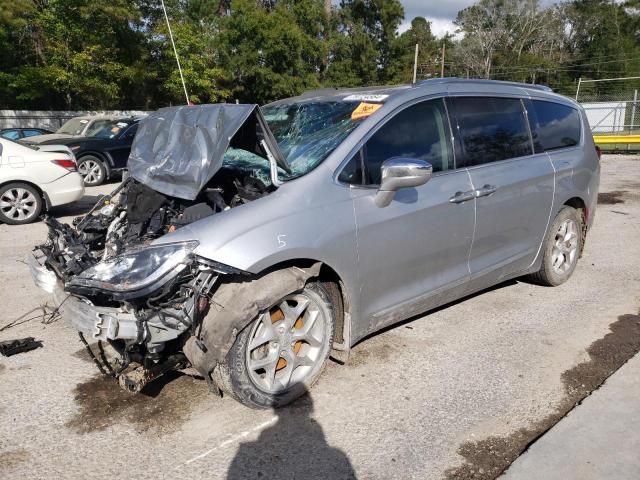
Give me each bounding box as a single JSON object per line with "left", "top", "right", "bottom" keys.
{"left": 215, "top": 281, "right": 335, "bottom": 409}
{"left": 529, "top": 206, "right": 582, "bottom": 287}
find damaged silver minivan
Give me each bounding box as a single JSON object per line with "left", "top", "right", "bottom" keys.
{"left": 30, "top": 79, "right": 600, "bottom": 408}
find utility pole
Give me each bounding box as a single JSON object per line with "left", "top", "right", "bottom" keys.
{"left": 441, "top": 42, "right": 446, "bottom": 78}
{"left": 412, "top": 44, "right": 419, "bottom": 84}
{"left": 323, "top": 0, "right": 331, "bottom": 73}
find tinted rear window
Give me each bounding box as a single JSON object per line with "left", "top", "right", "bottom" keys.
{"left": 23, "top": 129, "right": 44, "bottom": 137}
{"left": 0, "top": 130, "right": 20, "bottom": 140}
{"left": 448, "top": 97, "right": 532, "bottom": 167}
{"left": 530, "top": 100, "right": 581, "bottom": 152}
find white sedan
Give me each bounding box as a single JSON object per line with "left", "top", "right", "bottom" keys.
{"left": 0, "top": 138, "right": 85, "bottom": 224}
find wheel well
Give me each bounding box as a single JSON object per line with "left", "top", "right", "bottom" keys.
{"left": 563, "top": 196, "right": 588, "bottom": 254}
{"left": 0, "top": 180, "right": 48, "bottom": 209}
{"left": 564, "top": 196, "right": 586, "bottom": 212}
{"left": 77, "top": 151, "right": 106, "bottom": 162}
{"left": 260, "top": 259, "right": 350, "bottom": 346}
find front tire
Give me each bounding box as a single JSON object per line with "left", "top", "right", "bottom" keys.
{"left": 215, "top": 282, "right": 335, "bottom": 409}
{"left": 0, "top": 182, "right": 43, "bottom": 225}
{"left": 77, "top": 155, "right": 106, "bottom": 186}
{"left": 529, "top": 206, "right": 582, "bottom": 286}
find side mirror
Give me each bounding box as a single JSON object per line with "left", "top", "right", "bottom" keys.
{"left": 375, "top": 158, "right": 432, "bottom": 207}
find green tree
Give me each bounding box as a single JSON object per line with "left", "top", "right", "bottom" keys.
{"left": 217, "top": 0, "right": 322, "bottom": 103}
{"left": 0, "top": 0, "right": 150, "bottom": 109}
{"left": 388, "top": 17, "right": 439, "bottom": 83}
{"left": 330, "top": 0, "right": 404, "bottom": 84}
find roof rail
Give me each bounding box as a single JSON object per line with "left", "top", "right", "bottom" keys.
{"left": 416, "top": 78, "right": 553, "bottom": 92}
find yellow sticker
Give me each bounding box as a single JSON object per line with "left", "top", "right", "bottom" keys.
{"left": 351, "top": 102, "right": 382, "bottom": 121}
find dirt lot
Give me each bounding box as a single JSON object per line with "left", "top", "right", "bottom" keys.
{"left": 1, "top": 155, "right": 639, "bottom": 480}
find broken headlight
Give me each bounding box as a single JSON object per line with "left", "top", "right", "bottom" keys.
{"left": 66, "top": 241, "right": 198, "bottom": 298}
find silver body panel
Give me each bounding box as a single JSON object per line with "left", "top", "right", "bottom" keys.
{"left": 149, "top": 79, "right": 600, "bottom": 346}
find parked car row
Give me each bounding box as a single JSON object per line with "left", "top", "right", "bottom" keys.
{"left": 0, "top": 114, "right": 144, "bottom": 224}
{"left": 23, "top": 115, "right": 143, "bottom": 186}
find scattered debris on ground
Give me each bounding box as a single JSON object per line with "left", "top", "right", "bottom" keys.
{"left": 444, "top": 311, "right": 640, "bottom": 480}
{"left": 0, "top": 303, "right": 61, "bottom": 332}
{"left": 0, "top": 337, "right": 43, "bottom": 357}
{"left": 598, "top": 191, "right": 627, "bottom": 205}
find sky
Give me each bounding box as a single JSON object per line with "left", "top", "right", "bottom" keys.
{"left": 397, "top": 0, "right": 559, "bottom": 37}
{"left": 398, "top": 0, "right": 471, "bottom": 37}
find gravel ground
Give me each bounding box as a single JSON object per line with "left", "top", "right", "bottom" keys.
{"left": 1, "top": 155, "right": 639, "bottom": 480}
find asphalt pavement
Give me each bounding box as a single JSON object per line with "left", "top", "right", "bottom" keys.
{"left": 0, "top": 155, "right": 639, "bottom": 480}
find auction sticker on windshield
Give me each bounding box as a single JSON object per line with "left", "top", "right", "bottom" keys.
{"left": 351, "top": 102, "right": 383, "bottom": 120}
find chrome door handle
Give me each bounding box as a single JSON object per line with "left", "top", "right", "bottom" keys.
{"left": 474, "top": 184, "right": 498, "bottom": 198}
{"left": 449, "top": 190, "right": 476, "bottom": 203}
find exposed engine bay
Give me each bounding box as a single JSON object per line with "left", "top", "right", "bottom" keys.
{"left": 41, "top": 170, "right": 272, "bottom": 284}
{"left": 30, "top": 104, "right": 288, "bottom": 393}
{"left": 34, "top": 169, "right": 272, "bottom": 392}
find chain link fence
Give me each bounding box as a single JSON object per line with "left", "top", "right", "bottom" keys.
{"left": 575, "top": 77, "right": 640, "bottom": 150}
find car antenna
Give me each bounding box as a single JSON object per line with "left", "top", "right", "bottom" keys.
{"left": 160, "top": 0, "right": 190, "bottom": 105}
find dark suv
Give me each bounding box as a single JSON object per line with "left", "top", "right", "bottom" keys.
{"left": 36, "top": 118, "right": 140, "bottom": 186}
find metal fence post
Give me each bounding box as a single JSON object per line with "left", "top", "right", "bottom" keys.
{"left": 575, "top": 77, "right": 582, "bottom": 101}
{"left": 627, "top": 89, "right": 638, "bottom": 150}
{"left": 631, "top": 90, "right": 637, "bottom": 133}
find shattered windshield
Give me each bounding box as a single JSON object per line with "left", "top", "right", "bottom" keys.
{"left": 262, "top": 101, "right": 363, "bottom": 178}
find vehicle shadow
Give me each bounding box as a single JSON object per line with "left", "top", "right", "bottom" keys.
{"left": 47, "top": 194, "right": 102, "bottom": 218}
{"left": 227, "top": 391, "right": 356, "bottom": 480}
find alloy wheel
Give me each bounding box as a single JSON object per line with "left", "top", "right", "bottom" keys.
{"left": 551, "top": 218, "right": 579, "bottom": 275}
{"left": 246, "top": 292, "right": 328, "bottom": 394}
{"left": 0, "top": 187, "right": 39, "bottom": 222}
{"left": 78, "top": 159, "right": 103, "bottom": 185}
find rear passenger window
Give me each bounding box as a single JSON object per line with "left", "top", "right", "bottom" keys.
{"left": 359, "top": 99, "right": 453, "bottom": 185}
{"left": 529, "top": 100, "right": 581, "bottom": 152}
{"left": 448, "top": 97, "right": 532, "bottom": 167}
{"left": 1, "top": 130, "right": 20, "bottom": 140}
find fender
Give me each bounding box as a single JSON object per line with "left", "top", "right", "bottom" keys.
{"left": 183, "top": 263, "right": 322, "bottom": 376}
{"left": 152, "top": 171, "right": 363, "bottom": 343}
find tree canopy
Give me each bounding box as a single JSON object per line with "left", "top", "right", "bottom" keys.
{"left": 0, "top": 0, "right": 638, "bottom": 109}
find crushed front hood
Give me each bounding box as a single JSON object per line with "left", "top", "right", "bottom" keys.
{"left": 128, "top": 104, "right": 288, "bottom": 201}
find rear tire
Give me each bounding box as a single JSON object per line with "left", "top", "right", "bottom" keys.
{"left": 215, "top": 281, "right": 335, "bottom": 409}
{"left": 529, "top": 206, "right": 582, "bottom": 286}
{"left": 0, "top": 182, "right": 43, "bottom": 225}
{"left": 77, "top": 155, "right": 106, "bottom": 186}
